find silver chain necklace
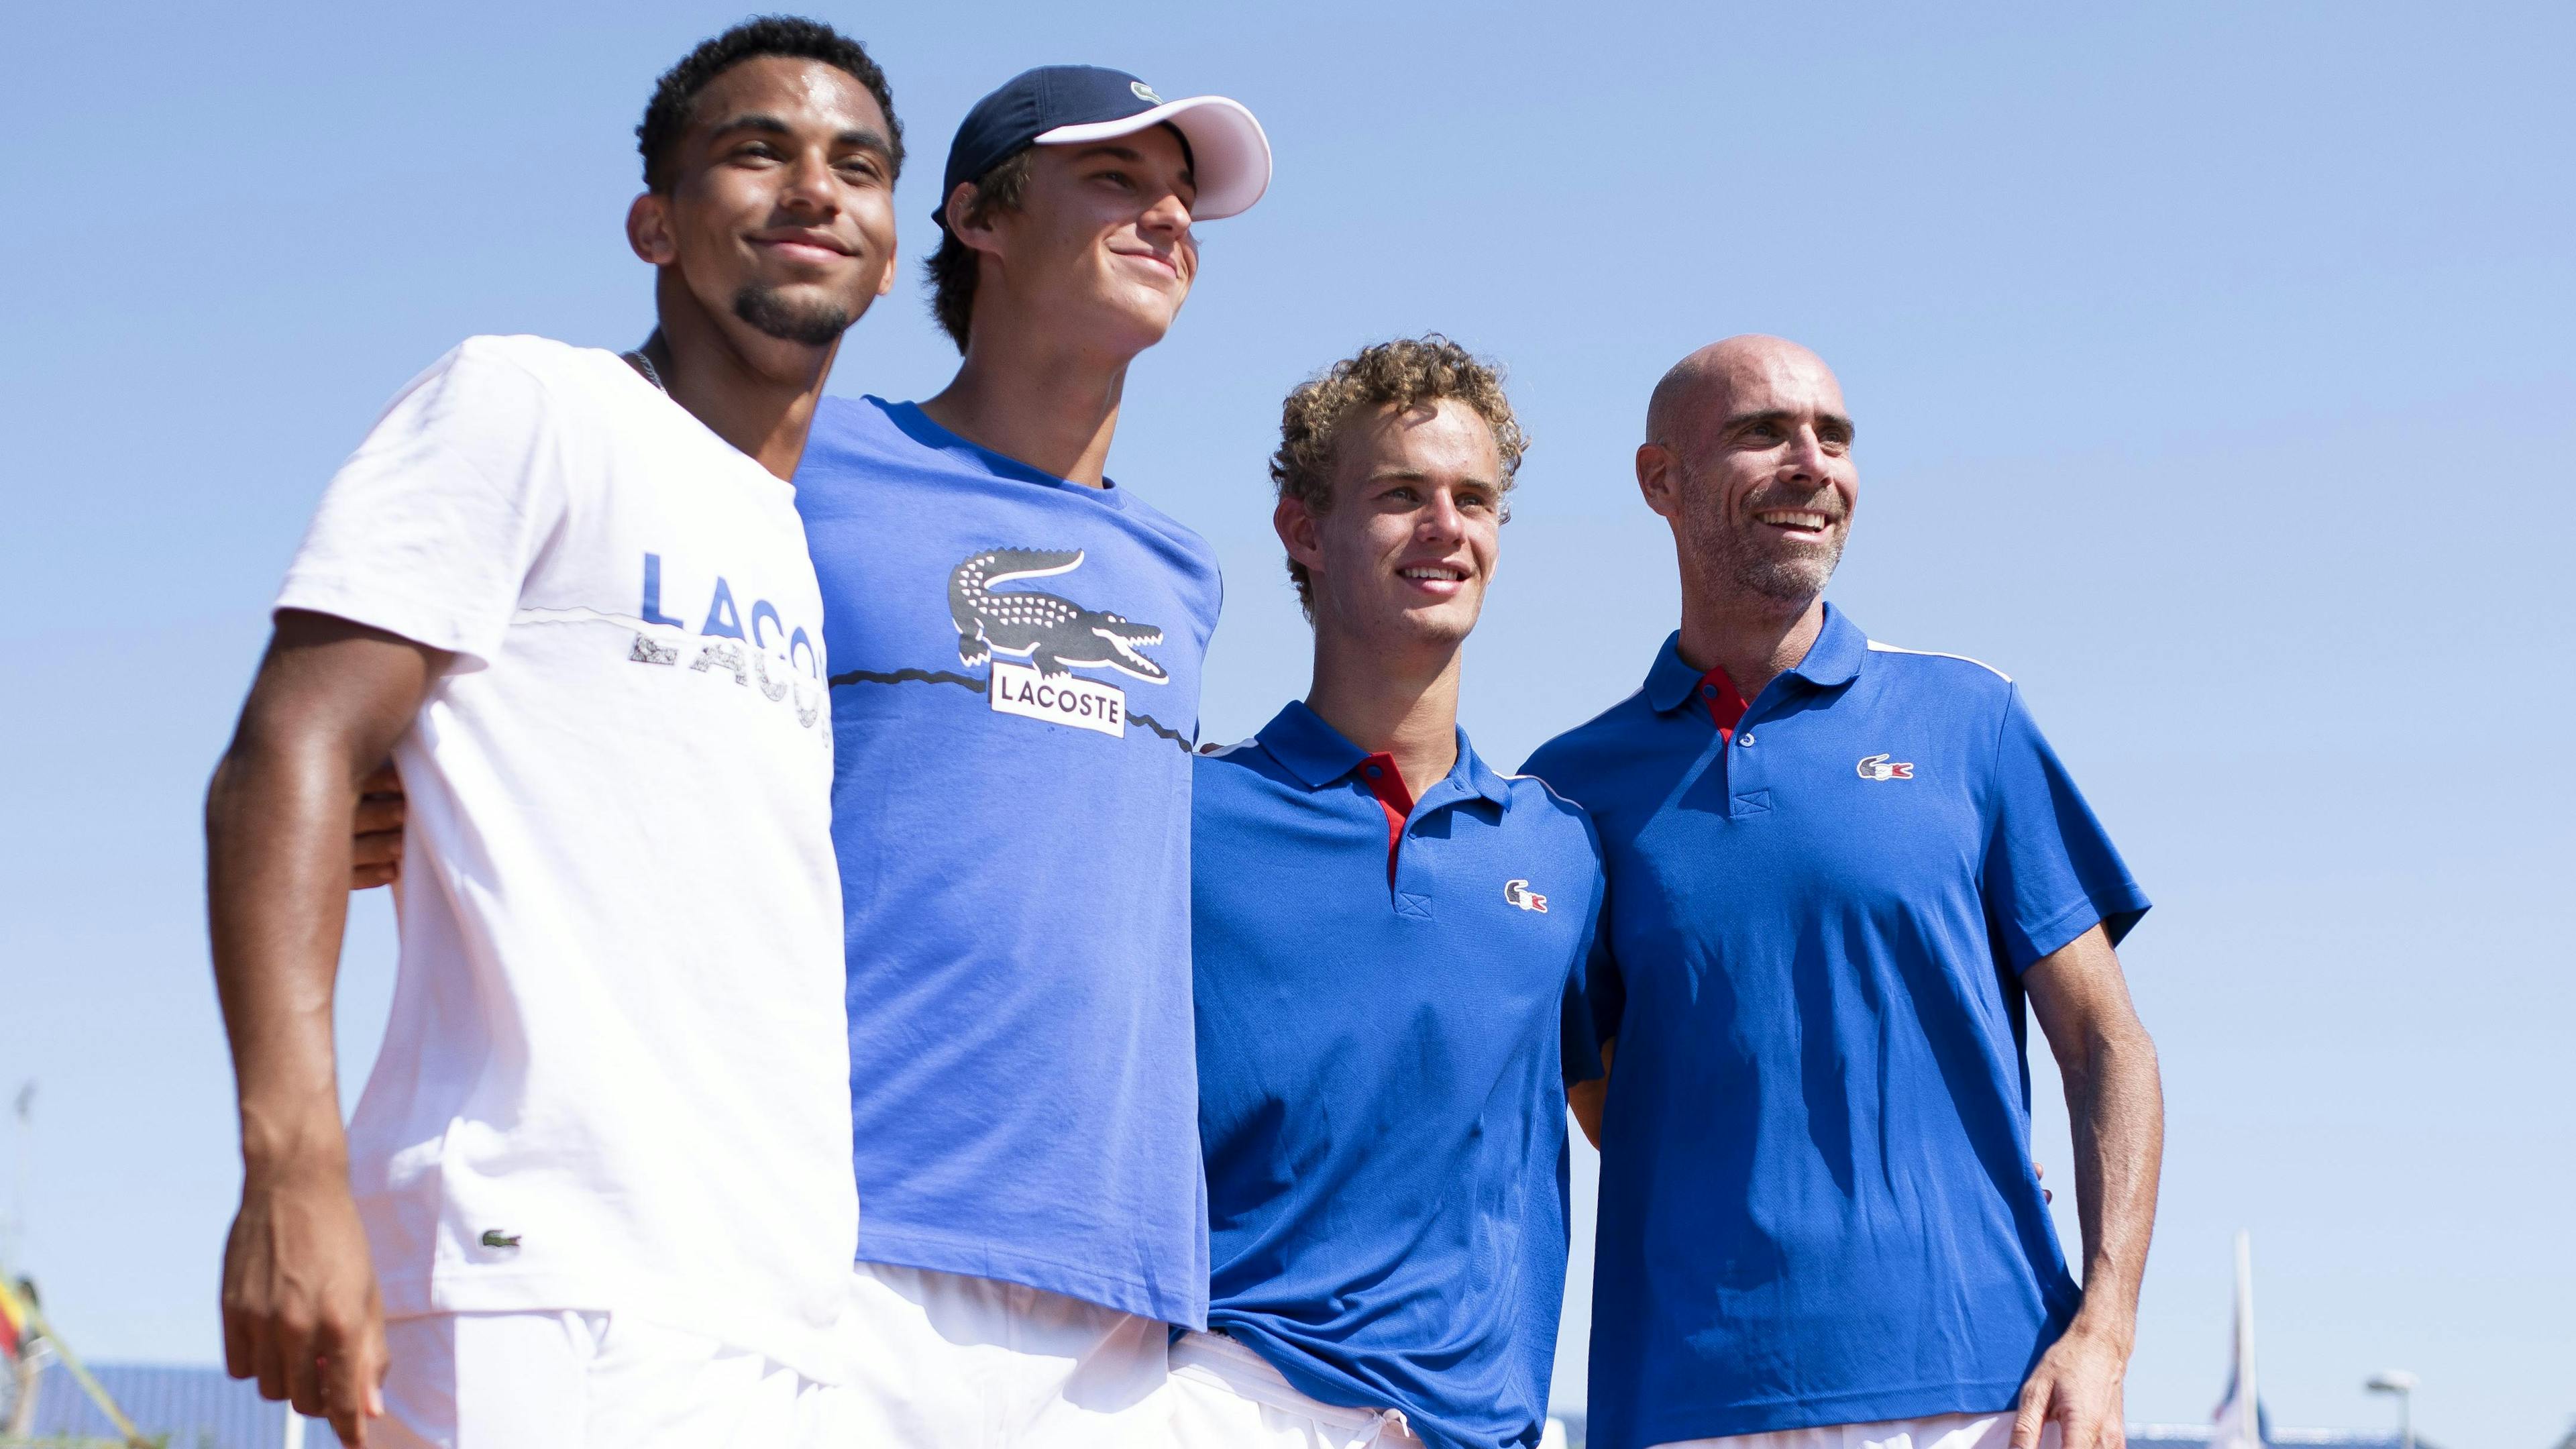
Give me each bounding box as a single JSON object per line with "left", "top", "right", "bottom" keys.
{"left": 621, "top": 348, "right": 667, "bottom": 392}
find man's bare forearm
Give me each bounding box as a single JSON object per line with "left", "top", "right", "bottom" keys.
{"left": 2059, "top": 1013, "right": 2162, "bottom": 1340}
{"left": 207, "top": 617, "right": 443, "bottom": 1175}
{"left": 2028, "top": 925, "right": 2163, "bottom": 1344}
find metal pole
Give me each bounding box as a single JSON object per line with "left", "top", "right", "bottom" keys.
{"left": 2398, "top": 1387, "right": 2412, "bottom": 1449}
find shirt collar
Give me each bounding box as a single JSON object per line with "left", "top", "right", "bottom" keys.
{"left": 1255, "top": 700, "right": 1511, "bottom": 809}
{"left": 1642, "top": 602, "right": 1868, "bottom": 714}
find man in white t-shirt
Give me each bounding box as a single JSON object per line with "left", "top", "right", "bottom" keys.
{"left": 203, "top": 19, "right": 903, "bottom": 1448}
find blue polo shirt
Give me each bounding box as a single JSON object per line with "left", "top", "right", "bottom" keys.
{"left": 1522, "top": 606, "right": 2149, "bottom": 1449}
{"left": 1193, "top": 702, "right": 1605, "bottom": 1449}
{"left": 794, "top": 396, "right": 1220, "bottom": 1328}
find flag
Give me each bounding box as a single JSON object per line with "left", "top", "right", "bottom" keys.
{"left": 2210, "top": 1230, "right": 2270, "bottom": 1449}
{"left": 0, "top": 1275, "right": 28, "bottom": 1363}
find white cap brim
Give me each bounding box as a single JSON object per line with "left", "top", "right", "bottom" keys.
{"left": 1033, "top": 95, "right": 1273, "bottom": 221}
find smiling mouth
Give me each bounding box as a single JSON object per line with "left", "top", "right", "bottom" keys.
{"left": 1754, "top": 508, "right": 1835, "bottom": 535}
{"left": 1398, "top": 564, "right": 1470, "bottom": 583}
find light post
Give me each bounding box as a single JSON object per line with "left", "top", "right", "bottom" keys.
{"left": 2367, "top": 1371, "right": 2418, "bottom": 1449}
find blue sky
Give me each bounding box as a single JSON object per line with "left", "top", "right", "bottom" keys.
{"left": 3, "top": 1, "right": 2570, "bottom": 1444}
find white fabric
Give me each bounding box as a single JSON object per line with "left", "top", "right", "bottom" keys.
{"left": 277, "top": 335, "right": 853, "bottom": 1381}
{"left": 1165, "top": 1330, "right": 1421, "bottom": 1448}
{"left": 376, "top": 1310, "right": 840, "bottom": 1448}
{"left": 834, "top": 1260, "right": 1171, "bottom": 1447}
{"left": 1653, "top": 1411, "right": 2063, "bottom": 1449}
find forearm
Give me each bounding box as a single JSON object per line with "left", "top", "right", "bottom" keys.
{"left": 2060, "top": 1020, "right": 2163, "bottom": 1339}
{"left": 207, "top": 733, "right": 370, "bottom": 1179}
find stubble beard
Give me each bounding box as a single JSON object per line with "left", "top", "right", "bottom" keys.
{"left": 1688, "top": 506, "right": 1846, "bottom": 606}
{"left": 733, "top": 283, "right": 853, "bottom": 347}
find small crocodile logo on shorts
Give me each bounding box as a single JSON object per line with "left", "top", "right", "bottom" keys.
{"left": 480, "top": 1230, "right": 522, "bottom": 1249}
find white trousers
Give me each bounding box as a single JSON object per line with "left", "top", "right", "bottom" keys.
{"left": 1165, "top": 1330, "right": 1422, "bottom": 1449}
{"left": 1656, "top": 1411, "right": 2064, "bottom": 1449}
{"left": 835, "top": 1260, "right": 1171, "bottom": 1448}
{"left": 376, "top": 1310, "right": 836, "bottom": 1449}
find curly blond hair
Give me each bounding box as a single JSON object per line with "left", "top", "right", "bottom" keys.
{"left": 1269, "top": 335, "right": 1527, "bottom": 612}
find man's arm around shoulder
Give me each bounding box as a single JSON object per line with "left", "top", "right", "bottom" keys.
{"left": 2012, "top": 923, "right": 2164, "bottom": 1449}
{"left": 206, "top": 608, "right": 448, "bottom": 1448}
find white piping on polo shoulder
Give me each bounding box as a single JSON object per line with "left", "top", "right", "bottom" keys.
{"left": 1864, "top": 639, "right": 2011, "bottom": 681}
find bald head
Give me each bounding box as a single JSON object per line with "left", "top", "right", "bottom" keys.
{"left": 1635, "top": 333, "right": 1859, "bottom": 610}
{"left": 1645, "top": 335, "right": 1848, "bottom": 452}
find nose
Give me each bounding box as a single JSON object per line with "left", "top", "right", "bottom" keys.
{"left": 1780, "top": 423, "right": 1830, "bottom": 482}
{"left": 1139, "top": 186, "right": 1194, "bottom": 239}
{"left": 1418, "top": 488, "right": 1468, "bottom": 545}
{"left": 780, "top": 149, "right": 839, "bottom": 216}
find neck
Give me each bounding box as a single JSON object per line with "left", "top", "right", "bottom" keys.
{"left": 646, "top": 279, "right": 838, "bottom": 482}
{"left": 1303, "top": 623, "right": 1462, "bottom": 802}
{"left": 917, "top": 317, "right": 1134, "bottom": 488}
{"left": 1676, "top": 575, "right": 1827, "bottom": 703}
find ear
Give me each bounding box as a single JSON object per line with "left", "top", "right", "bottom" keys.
{"left": 627, "top": 193, "right": 676, "bottom": 266}
{"left": 1273, "top": 493, "right": 1325, "bottom": 581}
{"left": 1635, "top": 442, "right": 1683, "bottom": 521}
{"left": 875, "top": 233, "right": 900, "bottom": 298}
{"left": 945, "top": 181, "right": 1004, "bottom": 258}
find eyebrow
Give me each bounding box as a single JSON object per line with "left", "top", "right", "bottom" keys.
{"left": 1070, "top": 142, "right": 1195, "bottom": 190}
{"left": 1723, "top": 408, "right": 1856, "bottom": 441}
{"left": 1365, "top": 468, "right": 1501, "bottom": 489}
{"left": 704, "top": 112, "right": 894, "bottom": 156}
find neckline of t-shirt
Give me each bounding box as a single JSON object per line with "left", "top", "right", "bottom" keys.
{"left": 874, "top": 397, "right": 1131, "bottom": 512}
{"left": 600, "top": 347, "right": 798, "bottom": 501}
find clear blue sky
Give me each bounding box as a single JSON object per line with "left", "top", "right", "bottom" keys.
{"left": 3, "top": 1, "right": 2569, "bottom": 1444}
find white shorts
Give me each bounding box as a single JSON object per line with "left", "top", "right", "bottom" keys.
{"left": 376, "top": 1310, "right": 837, "bottom": 1449}
{"left": 1656, "top": 1411, "right": 2064, "bottom": 1449}
{"left": 1165, "top": 1330, "right": 1421, "bottom": 1449}
{"left": 834, "top": 1259, "right": 1171, "bottom": 1448}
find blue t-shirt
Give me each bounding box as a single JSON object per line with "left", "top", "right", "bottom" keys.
{"left": 1194, "top": 702, "right": 1605, "bottom": 1449}
{"left": 1521, "top": 606, "right": 2149, "bottom": 1449}
{"left": 793, "top": 396, "right": 1221, "bottom": 1327}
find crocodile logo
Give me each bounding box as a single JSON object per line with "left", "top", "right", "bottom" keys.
{"left": 1856, "top": 753, "right": 1916, "bottom": 782}
{"left": 950, "top": 548, "right": 1169, "bottom": 684}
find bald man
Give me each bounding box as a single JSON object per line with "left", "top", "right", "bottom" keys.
{"left": 1524, "top": 337, "right": 2163, "bottom": 1449}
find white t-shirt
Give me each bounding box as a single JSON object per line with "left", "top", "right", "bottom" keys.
{"left": 275, "top": 335, "right": 855, "bottom": 1382}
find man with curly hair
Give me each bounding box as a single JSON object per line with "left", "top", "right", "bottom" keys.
{"left": 1171, "top": 337, "right": 1607, "bottom": 1449}
{"left": 209, "top": 18, "right": 902, "bottom": 1447}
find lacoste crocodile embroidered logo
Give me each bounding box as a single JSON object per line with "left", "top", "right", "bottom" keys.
{"left": 1503, "top": 879, "right": 1549, "bottom": 912}
{"left": 1856, "top": 753, "right": 1916, "bottom": 782}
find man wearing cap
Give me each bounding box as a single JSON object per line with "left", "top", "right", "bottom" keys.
{"left": 789, "top": 66, "right": 1270, "bottom": 1444}
{"left": 1525, "top": 337, "right": 2163, "bottom": 1449}
{"left": 1169, "top": 337, "right": 1604, "bottom": 1449}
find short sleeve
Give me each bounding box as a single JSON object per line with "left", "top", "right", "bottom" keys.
{"left": 274, "top": 340, "right": 569, "bottom": 669}
{"left": 1560, "top": 853, "right": 1611, "bottom": 1087}
{"left": 1982, "top": 684, "right": 2151, "bottom": 970}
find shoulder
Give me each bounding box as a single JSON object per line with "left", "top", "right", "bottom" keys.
{"left": 1498, "top": 773, "right": 1606, "bottom": 861}
{"left": 802, "top": 394, "right": 907, "bottom": 468}
{"left": 1521, "top": 688, "right": 1652, "bottom": 787}
{"left": 444, "top": 334, "right": 616, "bottom": 392}
{"left": 1110, "top": 489, "right": 1223, "bottom": 582}
{"left": 1860, "top": 637, "right": 2019, "bottom": 711}
{"left": 1191, "top": 739, "right": 1297, "bottom": 826}
{"left": 1860, "top": 637, "right": 2014, "bottom": 684}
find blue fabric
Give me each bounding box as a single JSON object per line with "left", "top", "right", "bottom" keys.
{"left": 794, "top": 396, "right": 1220, "bottom": 1327}
{"left": 1193, "top": 702, "right": 1605, "bottom": 1449}
{"left": 1521, "top": 606, "right": 2150, "bottom": 1449}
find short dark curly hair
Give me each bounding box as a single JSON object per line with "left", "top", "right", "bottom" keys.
{"left": 637, "top": 16, "right": 904, "bottom": 194}
{"left": 1271, "top": 335, "right": 1529, "bottom": 613}
{"left": 924, "top": 148, "right": 1036, "bottom": 352}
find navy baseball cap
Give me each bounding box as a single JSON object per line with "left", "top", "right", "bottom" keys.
{"left": 935, "top": 65, "right": 1272, "bottom": 230}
